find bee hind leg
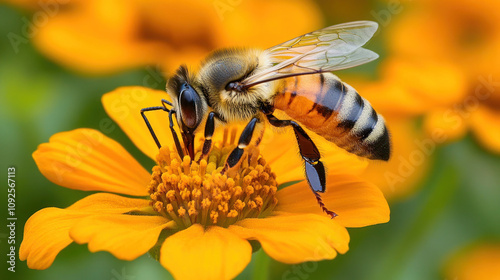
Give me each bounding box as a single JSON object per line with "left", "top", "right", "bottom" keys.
{"left": 265, "top": 113, "right": 337, "bottom": 219}
{"left": 313, "top": 188, "right": 338, "bottom": 218}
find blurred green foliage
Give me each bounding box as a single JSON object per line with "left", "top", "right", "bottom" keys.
{"left": 1, "top": 2, "right": 500, "bottom": 280}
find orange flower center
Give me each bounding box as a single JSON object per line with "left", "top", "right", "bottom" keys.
{"left": 147, "top": 144, "right": 278, "bottom": 229}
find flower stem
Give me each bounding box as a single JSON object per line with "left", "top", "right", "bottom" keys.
{"left": 251, "top": 249, "right": 271, "bottom": 280}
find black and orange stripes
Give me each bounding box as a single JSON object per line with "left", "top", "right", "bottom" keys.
{"left": 273, "top": 73, "right": 390, "bottom": 161}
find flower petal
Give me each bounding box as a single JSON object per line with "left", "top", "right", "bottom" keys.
{"left": 33, "top": 128, "right": 150, "bottom": 196}
{"left": 70, "top": 214, "right": 173, "bottom": 261}
{"left": 275, "top": 173, "right": 390, "bottom": 228}
{"left": 160, "top": 224, "right": 252, "bottom": 280}
{"left": 258, "top": 127, "right": 304, "bottom": 183}
{"left": 471, "top": 107, "right": 500, "bottom": 154}
{"left": 229, "top": 213, "right": 349, "bottom": 264}
{"left": 20, "top": 193, "right": 150, "bottom": 269}
{"left": 68, "top": 192, "right": 151, "bottom": 212}
{"left": 102, "top": 87, "right": 178, "bottom": 161}
{"left": 19, "top": 208, "right": 81, "bottom": 270}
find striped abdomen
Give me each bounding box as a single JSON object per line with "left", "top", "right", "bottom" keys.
{"left": 273, "top": 73, "right": 390, "bottom": 160}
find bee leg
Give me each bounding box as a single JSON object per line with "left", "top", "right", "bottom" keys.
{"left": 223, "top": 118, "right": 259, "bottom": 171}
{"left": 265, "top": 113, "right": 337, "bottom": 218}
{"left": 197, "top": 112, "right": 215, "bottom": 163}
{"left": 161, "top": 99, "right": 185, "bottom": 158}
{"left": 253, "top": 121, "right": 266, "bottom": 147}
{"left": 161, "top": 98, "right": 173, "bottom": 107}
{"left": 265, "top": 114, "right": 324, "bottom": 188}
{"left": 168, "top": 110, "right": 185, "bottom": 159}
{"left": 313, "top": 191, "right": 338, "bottom": 218}
{"left": 140, "top": 103, "right": 184, "bottom": 158}
{"left": 141, "top": 106, "right": 168, "bottom": 149}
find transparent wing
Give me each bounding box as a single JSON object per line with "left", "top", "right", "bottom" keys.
{"left": 241, "top": 21, "right": 378, "bottom": 87}
{"left": 268, "top": 21, "right": 378, "bottom": 59}
{"left": 285, "top": 47, "right": 379, "bottom": 73}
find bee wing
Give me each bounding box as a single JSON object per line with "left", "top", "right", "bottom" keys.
{"left": 280, "top": 47, "right": 379, "bottom": 72}
{"left": 241, "top": 21, "right": 379, "bottom": 86}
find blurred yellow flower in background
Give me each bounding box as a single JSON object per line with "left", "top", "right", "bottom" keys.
{"left": 385, "top": 0, "right": 500, "bottom": 153}
{"left": 336, "top": 0, "right": 500, "bottom": 199}
{"left": 4, "top": 0, "right": 322, "bottom": 74}
{"left": 20, "top": 87, "right": 389, "bottom": 279}
{"left": 390, "top": 0, "right": 500, "bottom": 76}
{"left": 445, "top": 243, "right": 500, "bottom": 280}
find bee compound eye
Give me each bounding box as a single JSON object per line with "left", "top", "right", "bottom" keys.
{"left": 179, "top": 86, "right": 199, "bottom": 129}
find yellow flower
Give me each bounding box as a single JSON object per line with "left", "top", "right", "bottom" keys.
{"left": 7, "top": 0, "right": 322, "bottom": 74}
{"left": 20, "top": 87, "right": 389, "bottom": 279}
{"left": 445, "top": 244, "right": 500, "bottom": 280}
{"left": 386, "top": 0, "right": 500, "bottom": 153}
{"left": 389, "top": 0, "right": 500, "bottom": 76}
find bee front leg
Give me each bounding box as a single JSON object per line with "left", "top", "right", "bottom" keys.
{"left": 197, "top": 112, "right": 215, "bottom": 163}
{"left": 141, "top": 106, "right": 167, "bottom": 149}
{"left": 140, "top": 101, "right": 185, "bottom": 158}
{"left": 265, "top": 113, "right": 337, "bottom": 218}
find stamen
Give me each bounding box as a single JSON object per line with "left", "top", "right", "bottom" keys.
{"left": 148, "top": 143, "right": 278, "bottom": 229}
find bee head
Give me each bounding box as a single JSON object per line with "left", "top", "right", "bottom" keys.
{"left": 167, "top": 65, "right": 208, "bottom": 157}
{"left": 167, "top": 65, "right": 207, "bottom": 133}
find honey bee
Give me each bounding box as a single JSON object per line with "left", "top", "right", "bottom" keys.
{"left": 141, "top": 21, "right": 390, "bottom": 218}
